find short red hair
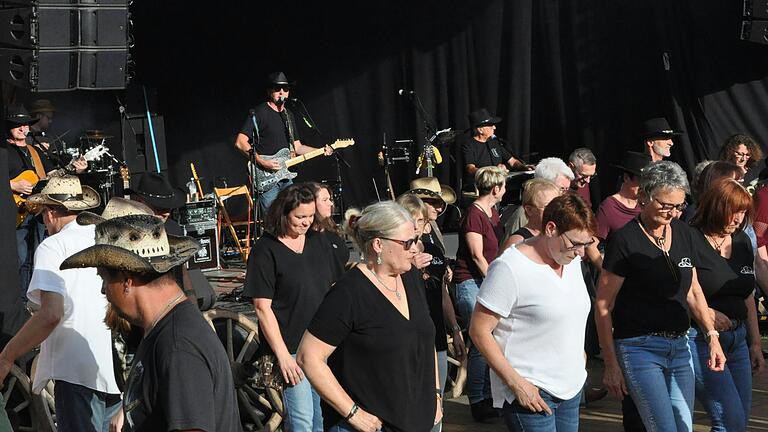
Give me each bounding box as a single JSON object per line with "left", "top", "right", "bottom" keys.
{"left": 692, "top": 179, "right": 752, "bottom": 234}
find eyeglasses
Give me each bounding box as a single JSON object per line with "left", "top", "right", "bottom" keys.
{"left": 560, "top": 232, "right": 595, "bottom": 251}
{"left": 652, "top": 197, "right": 687, "bottom": 212}
{"left": 272, "top": 86, "right": 290, "bottom": 93}
{"left": 734, "top": 151, "right": 751, "bottom": 158}
{"left": 575, "top": 172, "right": 597, "bottom": 181}
{"left": 380, "top": 236, "right": 420, "bottom": 250}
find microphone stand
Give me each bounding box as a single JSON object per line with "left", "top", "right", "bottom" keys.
{"left": 249, "top": 110, "right": 263, "bottom": 239}
{"left": 406, "top": 92, "right": 445, "bottom": 178}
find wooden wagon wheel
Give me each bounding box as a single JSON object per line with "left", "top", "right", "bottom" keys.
{"left": 444, "top": 333, "right": 468, "bottom": 399}
{"left": 3, "top": 362, "right": 56, "bottom": 432}
{"left": 203, "top": 308, "right": 284, "bottom": 432}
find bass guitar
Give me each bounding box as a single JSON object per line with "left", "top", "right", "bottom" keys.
{"left": 252, "top": 139, "right": 354, "bottom": 193}
{"left": 12, "top": 144, "right": 108, "bottom": 226}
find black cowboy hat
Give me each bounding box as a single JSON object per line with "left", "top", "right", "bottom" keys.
{"left": 127, "top": 172, "right": 186, "bottom": 211}
{"left": 6, "top": 105, "right": 39, "bottom": 127}
{"left": 266, "top": 71, "right": 295, "bottom": 88}
{"left": 640, "top": 117, "right": 683, "bottom": 139}
{"left": 613, "top": 151, "right": 652, "bottom": 177}
{"left": 468, "top": 108, "right": 502, "bottom": 129}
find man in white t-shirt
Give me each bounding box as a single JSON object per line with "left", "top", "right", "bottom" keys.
{"left": 0, "top": 176, "right": 120, "bottom": 432}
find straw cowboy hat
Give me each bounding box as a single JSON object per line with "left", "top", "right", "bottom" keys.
{"left": 26, "top": 175, "right": 100, "bottom": 212}
{"left": 61, "top": 214, "right": 200, "bottom": 274}
{"left": 405, "top": 177, "right": 457, "bottom": 207}
{"left": 77, "top": 197, "right": 154, "bottom": 226}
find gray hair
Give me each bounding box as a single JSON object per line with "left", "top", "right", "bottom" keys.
{"left": 534, "top": 157, "right": 575, "bottom": 182}
{"left": 568, "top": 148, "right": 597, "bottom": 168}
{"left": 640, "top": 160, "right": 690, "bottom": 196}
{"left": 344, "top": 201, "right": 413, "bottom": 255}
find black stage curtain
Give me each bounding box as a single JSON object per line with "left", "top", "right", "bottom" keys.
{"left": 123, "top": 0, "right": 768, "bottom": 208}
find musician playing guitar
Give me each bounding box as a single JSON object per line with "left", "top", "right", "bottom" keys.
{"left": 5, "top": 105, "right": 88, "bottom": 295}
{"left": 234, "top": 72, "right": 332, "bottom": 214}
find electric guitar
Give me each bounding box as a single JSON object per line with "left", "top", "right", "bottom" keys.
{"left": 12, "top": 144, "right": 108, "bottom": 225}
{"left": 252, "top": 139, "right": 354, "bottom": 192}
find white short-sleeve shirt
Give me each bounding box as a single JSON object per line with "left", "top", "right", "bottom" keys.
{"left": 27, "top": 220, "right": 119, "bottom": 395}
{"left": 476, "top": 245, "right": 590, "bottom": 407}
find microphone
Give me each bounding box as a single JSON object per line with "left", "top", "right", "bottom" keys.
{"left": 248, "top": 108, "right": 256, "bottom": 117}
{"left": 398, "top": 89, "right": 415, "bottom": 96}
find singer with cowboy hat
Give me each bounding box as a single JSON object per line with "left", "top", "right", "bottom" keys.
{"left": 0, "top": 175, "right": 126, "bottom": 432}
{"left": 59, "top": 213, "right": 242, "bottom": 431}
{"left": 234, "top": 71, "right": 333, "bottom": 214}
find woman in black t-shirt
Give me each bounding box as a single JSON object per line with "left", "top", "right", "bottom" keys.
{"left": 244, "top": 184, "right": 336, "bottom": 431}
{"left": 595, "top": 161, "right": 725, "bottom": 432}
{"left": 297, "top": 201, "right": 441, "bottom": 432}
{"left": 689, "top": 179, "right": 764, "bottom": 430}
{"left": 309, "top": 182, "right": 350, "bottom": 280}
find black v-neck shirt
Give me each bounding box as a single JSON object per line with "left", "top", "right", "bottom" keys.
{"left": 691, "top": 228, "right": 754, "bottom": 321}
{"left": 308, "top": 267, "right": 436, "bottom": 432}
{"left": 603, "top": 218, "right": 696, "bottom": 339}
{"left": 244, "top": 230, "right": 335, "bottom": 354}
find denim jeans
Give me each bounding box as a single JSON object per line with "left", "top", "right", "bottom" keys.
{"left": 54, "top": 380, "right": 121, "bottom": 432}
{"left": 327, "top": 420, "right": 381, "bottom": 432}
{"left": 455, "top": 278, "right": 491, "bottom": 404}
{"left": 258, "top": 179, "right": 293, "bottom": 215}
{"left": 0, "top": 393, "right": 12, "bottom": 432}
{"left": 431, "top": 349, "right": 448, "bottom": 432}
{"left": 16, "top": 214, "right": 45, "bottom": 298}
{"left": 689, "top": 324, "right": 752, "bottom": 431}
{"left": 283, "top": 355, "right": 323, "bottom": 432}
{"left": 615, "top": 335, "right": 695, "bottom": 432}
{"left": 501, "top": 389, "right": 582, "bottom": 432}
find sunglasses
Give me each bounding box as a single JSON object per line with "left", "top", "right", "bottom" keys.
{"left": 272, "top": 86, "right": 290, "bottom": 92}
{"left": 560, "top": 232, "right": 595, "bottom": 251}
{"left": 652, "top": 197, "right": 687, "bottom": 212}
{"left": 380, "top": 236, "right": 420, "bottom": 250}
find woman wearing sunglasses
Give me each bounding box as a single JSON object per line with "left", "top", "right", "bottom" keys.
{"left": 596, "top": 161, "right": 726, "bottom": 432}
{"left": 453, "top": 166, "right": 506, "bottom": 421}
{"left": 297, "top": 201, "right": 441, "bottom": 432}
{"left": 470, "top": 194, "right": 596, "bottom": 431}
{"left": 689, "top": 178, "right": 764, "bottom": 430}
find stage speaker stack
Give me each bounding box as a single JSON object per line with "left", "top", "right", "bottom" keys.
{"left": 176, "top": 199, "right": 220, "bottom": 271}
{"left": 0, "top": 0, "right": 131, "bottom": 91}
{"left": 742, "top": 0, "right": 768, "bottom": 45}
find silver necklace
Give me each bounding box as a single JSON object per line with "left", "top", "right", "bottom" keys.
{"left": 147, "top": 292, "right": 185, "bottom": 334}
{"left": 368, "top": 267, "right": 401, "bottom": 300}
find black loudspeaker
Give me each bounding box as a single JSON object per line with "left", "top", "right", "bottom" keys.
{"left": 741, "top": 20, "right": 768, "bottom": 45}
{"left": 185, "top": 226, "right": 221, "bottom": 271}
{"left": 745, "top": 0, "right": 768, "bottom": 19}
{"left": 121, "top": 115, "right": 168, "bottom": 174}
{"left": 0, "top": 1, "right": 130, "bottom": 91}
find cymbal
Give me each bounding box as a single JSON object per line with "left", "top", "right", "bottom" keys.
{"left": 82, "top": 130, "right": 113, "bottom": 139}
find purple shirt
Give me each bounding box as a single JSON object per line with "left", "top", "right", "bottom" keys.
{"left": 596, "top": 195, "right": 641, "bottom": 241}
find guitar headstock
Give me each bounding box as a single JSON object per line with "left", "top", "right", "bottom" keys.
{"left": 83, "top": 144, "right": 108, "bottom": 161}
{"left": 120, "top": 165, "right": 130, "bottom": 182}
{"left": 331, "top": 138, "right": 355, "bottom": 149}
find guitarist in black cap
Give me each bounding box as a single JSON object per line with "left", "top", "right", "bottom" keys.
{"left": 234, "top": 72, "right": 332, "bottom": 214}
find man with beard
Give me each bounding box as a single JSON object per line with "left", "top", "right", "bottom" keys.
{"left": 641, "top": 117, "right": 682, "bottom": 162}
{"left": 234, "top": 71, "right": 332, "bottom": 214}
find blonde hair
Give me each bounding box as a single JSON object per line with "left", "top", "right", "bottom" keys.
{"left": 396, "top": 194, "right": 429, "bottom": 220}
{"left": 475, "top": 166, "right": 507, "bottom": 195}
{"left": 344, "top": 201, "right": 413, "bottom": 255}
{"left": 522, "top": 179, "right": 561, "bottom": 208}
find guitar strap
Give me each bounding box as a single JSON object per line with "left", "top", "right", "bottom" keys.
{"left": 281, "top": 109, "right": 297, "bottom": 154}
{"left": 25, "top": 145, "right": 47, "bottom": 179}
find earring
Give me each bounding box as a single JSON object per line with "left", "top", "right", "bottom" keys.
{"left": 376, "top": 252, "right": 382, "bottom": 265}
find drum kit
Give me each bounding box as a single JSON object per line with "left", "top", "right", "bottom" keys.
{"left": 65, "top": 129, "right": 127, "bottom": 206}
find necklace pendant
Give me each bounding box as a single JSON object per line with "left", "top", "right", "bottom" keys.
{"left": 395, "top": 291, "right": 401, "bottom": 300}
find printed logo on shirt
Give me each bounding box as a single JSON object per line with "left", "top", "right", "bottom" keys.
{"left": 491, "top": 148, "right": 500, "bottom": 158}
{"left": 677, "top": 257, "right": 693, "bottom": 268}
{"left": 741, "top": 266, "right": 755, "bottom": 275}
{"left": 332, "top": 244, "right": 338, "bottom": 249}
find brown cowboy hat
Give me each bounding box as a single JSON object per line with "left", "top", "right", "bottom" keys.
{"left": 26, "top": 175, "right": 100, "bottom": 212}
{"left": 77, "top": 197, "right": 154, "bottom": 226}
{"left": 27, "top": 99, "right": 56, "bottom": 114}
{"left": 61, "top": 214, "right": 200, "bottom": 274}
{"left": 405, "top": 177, "right": 457, "bottom": 208}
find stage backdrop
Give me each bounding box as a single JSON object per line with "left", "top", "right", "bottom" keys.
{"left": 6, "top": 0, "right": 768, "bottom": 210}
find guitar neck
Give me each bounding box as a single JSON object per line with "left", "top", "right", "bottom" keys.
{"left": 284, "top": 147, "right": 326, "bottom": 168}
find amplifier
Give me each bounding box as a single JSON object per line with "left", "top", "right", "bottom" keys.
{"left": 184, "top": 225, "right": 220, "bottom": 271}
{"left": 176, "top": 199, "right": 216, "bottom": 226}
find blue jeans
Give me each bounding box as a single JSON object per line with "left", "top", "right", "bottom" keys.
{"left": 258, "top": 179, "right": 293, "bottom": 215}
{"left": 501, "top": 389, "right": 581, "bottom": 432}
{"left": 431, "top": 349, "right": 448, "bottom": 432}
{"left": 0, "top": 393, "right": 12, "bottom": 432}
{"left": 689, "top": 325, "right": 752, "bottom": 431}
{"left": 283, "top": 355, "right": 323, "bottom": 432}
{"left": 455, "top": 278, "right": 490, "bottom": 404}
{"left": 16, "top": 214, "right": 45, "bottom": 298}
{"left": 54, "top": 380, "right": 121, "bottom": 432}
{"left": 615, "top": 335, "right": 695, "bottom": 432}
